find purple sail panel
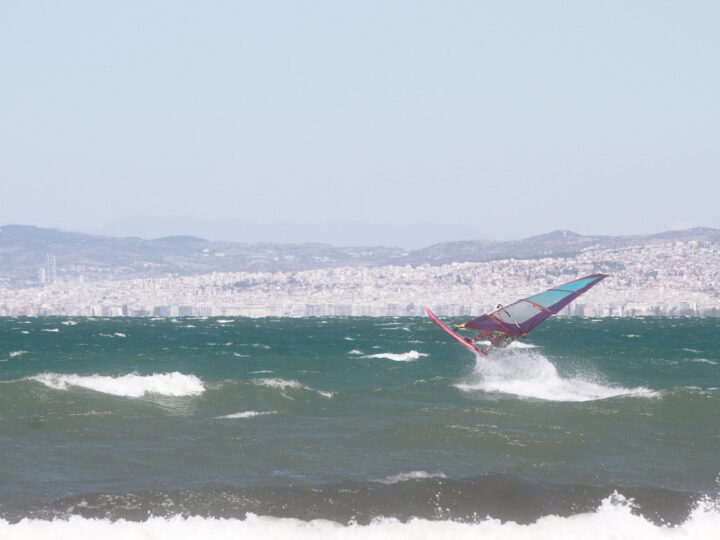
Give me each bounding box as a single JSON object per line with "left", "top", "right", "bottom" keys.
{"left": 462, "top": 273, "right": 608, "bottom": 336}
{"left": 461, "top": 313, "right": 514, "bottom": 334}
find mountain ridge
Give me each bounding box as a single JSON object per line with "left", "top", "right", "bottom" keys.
{"left": 1, "top": 224, "right": 719, "bottom": 287}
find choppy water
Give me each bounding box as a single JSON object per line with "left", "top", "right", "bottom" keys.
{"left": 1, "top": 316, "right": 719, "bottom": 538}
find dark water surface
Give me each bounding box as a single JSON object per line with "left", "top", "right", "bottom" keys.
{"left": 0, "top": 316, "right": 718, "bottom": 529}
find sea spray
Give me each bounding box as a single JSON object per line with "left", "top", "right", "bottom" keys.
{"left": 456, "top": 350, "right": 656, "bottom": 402}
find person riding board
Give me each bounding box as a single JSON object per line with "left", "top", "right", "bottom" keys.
{"left": 457, "top": 328, "right": 514, "bottom": 352}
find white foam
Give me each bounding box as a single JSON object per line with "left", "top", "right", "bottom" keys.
{"left": 41, "top": 328, "right": 59, "bottom": 332}
{"left": 506, "top": 341, "right": 537, "bottom": 349}
{"left": 113, "top": 332, "right": 126, "bottom": 338}
{"left": 362, "top": 351, "right": 428, "bottom": 362}
{"left": 1, "top": 493, "right": 718, "bottom": 539}
{"left": 347, "top": 349, "right": 364, "bottom": 355}
{"left": 216, "top": 319, "right": 233, "bottom": 324}
{"left": 375, "top": 471, "right": 448, "bottom": 484}
{"left": 456, "top": 351, "right": 657, "bottom": 402}
{"left": 61, "top": 320, "right": 79, "bottom": 326}
{"left": 690, "top": 358, "right": 717, "bottom": 365}
{"left": 251, "top": 378, "right": 334, "bottom": 398}
{"left": 216, "top": 410, "right": 278, "bottom": 419}
{"left": 9, "top": 351, "right": 28, "bottom": 358}
{"left": 30, "top": 372, "right": 205, "bottom": 397}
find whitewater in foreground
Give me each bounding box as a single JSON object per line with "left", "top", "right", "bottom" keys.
{"left": 2, "top": 493, "right": 719, "bottom": 540}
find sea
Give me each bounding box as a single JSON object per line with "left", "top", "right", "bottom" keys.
{"left": 0, "top": 315, "right": 718, "bottom": 539}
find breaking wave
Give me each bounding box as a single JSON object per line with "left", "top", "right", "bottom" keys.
{"left": 456, "top": 351, "right": 657, "bottom": 402}
{"left": 362, "top": 351, "right": 428, "bottom": 362}
{"left": 30, "top": 372, "right": 205, "bottom": 397}
{"left": 1, "top": 492, "right": 718, "bottom": 539}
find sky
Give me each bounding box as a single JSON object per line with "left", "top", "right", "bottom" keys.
{"left": 0, "top": 1, "right": 718, "bottom": 243}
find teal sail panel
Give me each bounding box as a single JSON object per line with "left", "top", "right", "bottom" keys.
{"left": 462, "top": 273, "right": 608, "bottom": 336}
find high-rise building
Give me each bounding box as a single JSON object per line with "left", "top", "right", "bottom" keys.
{"left": 45, "top": 255, "right": 57, "bottom": 285}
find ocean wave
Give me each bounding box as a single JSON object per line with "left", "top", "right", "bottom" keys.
{"left": 216, "top": 410, "right": 278, "bottom": 419}
{"left": 30, "top": 372, "right": 205, "bottom": 397}
{"left": 9, "top": 350, "right": 28, "bottom": 358}
{"left": 41, "top": 328, "right": 59, "bottom": 332}
{"left": 375, "top": 471, "right": 448, "bottom": 484}
{"left": 251, "top": 378, "right": 334, "bottom": 399}
{"left": 362, "top": 351, "right": 428, "bottom": 362}
{"left": 347, "top": 349, "right": 364, "bottom": 355}
{"left": 1, "top": 493, "right": 718, "bottom": 539}
{"left": 456, "top": 351, "right": 657, "bottom": 402}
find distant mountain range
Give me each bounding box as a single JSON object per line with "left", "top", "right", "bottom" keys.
{"left": 1, "top": 224, "right": 719, "bottom": 287}
{"left": 97, "top": 216, "right": 489, "bottom": 250}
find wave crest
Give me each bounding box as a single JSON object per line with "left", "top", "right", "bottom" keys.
{"left": 216, "top": 411, "right": 278, "bottom": 419}
{"left": 375, "top": 471, "right": 448, "bottom": 484}
{"left": 30, "top": 372, "right": 205, "bottom": 397}
{"left": 251, "top": 378, "right": 334, "bottom": 399}
{"left": 362, "top": 351, "right": 428, "bottom": 362}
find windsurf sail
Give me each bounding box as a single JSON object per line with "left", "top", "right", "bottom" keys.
{"left": 430, "top": 273, "right": 607, "bottom": 354}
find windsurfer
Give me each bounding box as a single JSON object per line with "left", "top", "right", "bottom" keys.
{"left": 488, "top": 333, "right": 513, "bottom": 350}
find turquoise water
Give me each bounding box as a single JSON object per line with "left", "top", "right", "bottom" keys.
{"left": 0, "top": 316, "right": 718, "bottom": 532}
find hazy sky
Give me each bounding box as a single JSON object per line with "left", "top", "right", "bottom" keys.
{"left": 1, "top": 1, "right": 718, "bottom": 241}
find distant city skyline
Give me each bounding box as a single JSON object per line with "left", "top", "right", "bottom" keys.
{"left": 1, "top": 2, "right": 718, "bottom": 240}
{"left": 4, "top": 239, "right": 718, "bottom": 318}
